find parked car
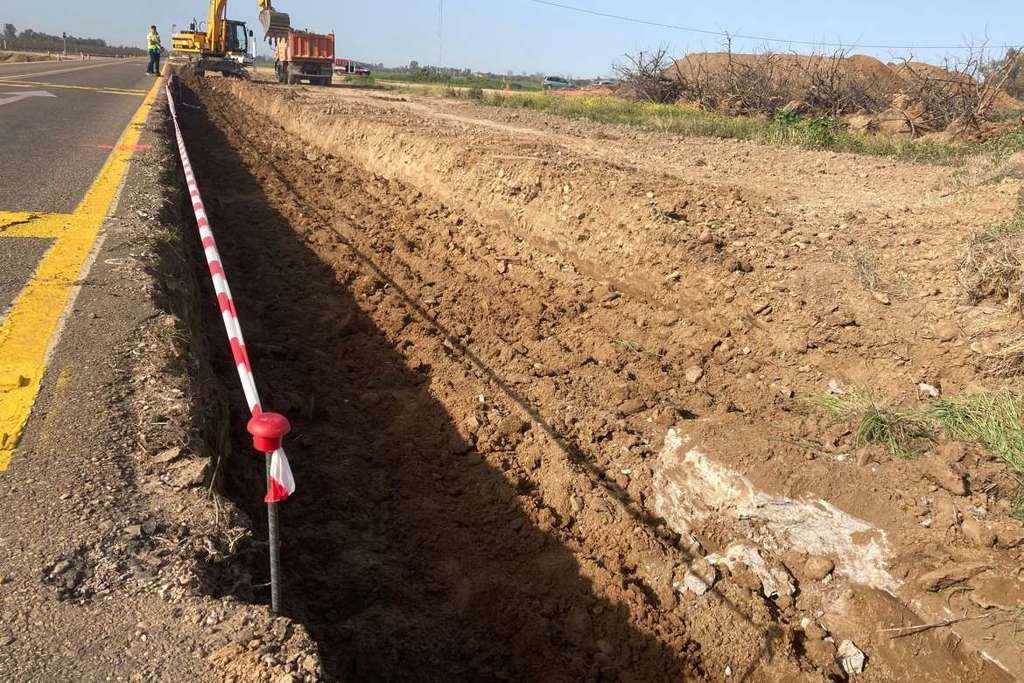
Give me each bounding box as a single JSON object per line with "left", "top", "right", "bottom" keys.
{"left": 334, "top": 58, "right": 371, "bottom": 76}
{"left": 543, "top": 75, "right": 573, "bottom": 90}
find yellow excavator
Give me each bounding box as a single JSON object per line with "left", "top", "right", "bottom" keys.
{"left": 172, "top": 0, "right": 290, "bottom": 78}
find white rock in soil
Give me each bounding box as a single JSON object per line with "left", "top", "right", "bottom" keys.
{"left": 706, "top": 544, "right": 794, "bottom": 598}
{"left": 918, "top": 383, "right": 941, "bottom": 399}
{"left": 681, "top": 561, "right": 717, "bottom": 596}
{"left": 684, "top": 366, "right": 704, "bottom": 384}
{"left": 827, "top": 378, "right": 847, "bottom": 395}
{"left": 837, "top": 640, "right": 866, "bottom": 675}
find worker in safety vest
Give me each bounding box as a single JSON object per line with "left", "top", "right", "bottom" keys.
{"left": 146, "top": 26, "right": 162, "bottom": 75}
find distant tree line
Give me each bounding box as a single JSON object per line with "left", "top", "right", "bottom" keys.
{"left": 1, "top": 24, "right": 145, "bottom": 56}
{"left": 375, "top": 60, "right": 544, "bottom": 82}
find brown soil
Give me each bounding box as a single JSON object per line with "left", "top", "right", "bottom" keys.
{"left": 176, "top": 74, "right": 1024, "bottom": 681}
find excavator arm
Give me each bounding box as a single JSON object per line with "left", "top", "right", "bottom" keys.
{"left": 172, "top": 0, "right": 291, "bottom": 76}
{"left": 257, "top": 0, "right": 291, "bottom": 40}
{"left": 197, "top": 0, "right": 289, "bottom": 53}
{"left": 204, "top": 0, "right": 228, "bottom": 55}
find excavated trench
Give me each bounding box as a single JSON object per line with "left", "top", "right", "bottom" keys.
{"left": 175, "top": 81, "right": 711, "bottom": 682}
{"left": 171, "top": 75, "right": 1019, "bottom": 683}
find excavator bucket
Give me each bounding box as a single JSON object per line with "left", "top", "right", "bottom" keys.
{"left": 259, "top": 9, "right": 291, "bottom": 40}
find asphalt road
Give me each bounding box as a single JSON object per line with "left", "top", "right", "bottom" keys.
{"left": 0, "top": 57, "right": 153, "bottom": 213}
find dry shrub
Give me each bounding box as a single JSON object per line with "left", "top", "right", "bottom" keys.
{"left": 613, "top": 46, "right": 683, "bottom": 104}
{"left": 897, "top": 47, "right": 1022, "bottom": 132}
{"left": 644, "top": 43, "right": 1024, "bottom": 132}
{"left": 663, "top": 45, "right": 891, "bottom": 116}
{"left": 959, "top": 215, "right": 1024, "bottom": 314}
{"left": 984, "top": 337, "right": 1024, "bottom": 378}
{"left": 793, "top": 51, "right": 889, "bottom": 116}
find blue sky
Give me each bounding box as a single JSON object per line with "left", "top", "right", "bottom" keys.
{"left": 2, "top": 1, "right": 1018, "bottom": 76}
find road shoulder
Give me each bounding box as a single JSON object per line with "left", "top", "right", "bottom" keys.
{"left": 0, "top": 83, "right": 322, "bottom": 682}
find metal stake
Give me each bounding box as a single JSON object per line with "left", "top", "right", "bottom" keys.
{"left": 266, "top": 451, "right": 282, "bottom": 613}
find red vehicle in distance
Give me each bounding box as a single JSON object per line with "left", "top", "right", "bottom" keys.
{"left": 333, "top": 58, "right": 371, "bottom": 76}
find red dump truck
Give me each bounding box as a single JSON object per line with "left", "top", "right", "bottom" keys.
{"left": 274, "top": 30, "right": 334, "bottom": 85}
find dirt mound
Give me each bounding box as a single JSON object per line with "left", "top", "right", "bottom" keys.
{"left": 670, "top": 51, "right": 906, "bottom": 96}
{"left": 0, "top": 51, "right": 51, "bottom": 63}
{"left": 670, "top": 51, "right": 1024, "bottom": 114}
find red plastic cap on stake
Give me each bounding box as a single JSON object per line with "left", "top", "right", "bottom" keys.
{"left": 247, "top": 412, "right": 291, "bottom": 453}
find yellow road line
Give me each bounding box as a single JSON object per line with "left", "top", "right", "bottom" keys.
{"left": 0, "top": 212, "right": 79, "bottom": 238}
{"left": 0, "top": 73, "right": 164, "bottom": 470}
{"left": 0, "top": 78, "right": 146, "bottom": 96}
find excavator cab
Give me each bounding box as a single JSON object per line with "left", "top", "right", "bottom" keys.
{"left": 223, "top": 19, "right": 250, "bottom": 57}
{"left": 171, "top": 18, "right": 248, "bottom": 59}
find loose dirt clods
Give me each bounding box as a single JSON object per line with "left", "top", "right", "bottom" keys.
{"left": 170, "top": 73, "right": 1024, "bottom": 681}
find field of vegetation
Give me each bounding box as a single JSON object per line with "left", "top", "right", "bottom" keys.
{"left": 421, "top": 87, "right": 1024, "bottom": 164}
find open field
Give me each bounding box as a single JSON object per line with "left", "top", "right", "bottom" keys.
{"left": 4, "top": 51, "right": 1024, "bottom": 679}
{"left": 373, "top": 70, "right": 543, "bottom": 91}
{"left": 162, "top": 75, "right": 1024, "bottom": 680}
{"left": 392, "top": 87, "right": 1024, "bottom": 164}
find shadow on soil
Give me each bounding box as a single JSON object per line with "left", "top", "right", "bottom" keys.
{"left": 174, "top": 80, "right": 699, "bottom": 682}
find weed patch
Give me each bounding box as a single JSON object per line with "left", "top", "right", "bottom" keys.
{"left": 959, "top": 210, "right": 1024, "bottom": 314}
{"left": 925, "top": 390, "right": 1024, "bottom": 475}
{"left": 819, "top": 390, "right": 933, "bottom": 457}
{"left": 820, "top": 388, "right": 1024, "bottom": 517}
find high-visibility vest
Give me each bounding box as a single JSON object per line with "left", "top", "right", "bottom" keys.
{"left": 147, "top": 32, "right": 161, "bottom": 50}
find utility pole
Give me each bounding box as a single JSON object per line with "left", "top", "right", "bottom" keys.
{"left": 437, "top": 0, "right": 443, "bottom": 75}
{"left": 62, "top": 31, "right": 67, "bottom": 55}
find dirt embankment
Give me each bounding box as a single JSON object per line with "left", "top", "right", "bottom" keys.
{"left": 179, "top": 75, "right": 1024, "bottom": 681}
{"left": 0, "top": 50, "right": 53, "bottom": 63}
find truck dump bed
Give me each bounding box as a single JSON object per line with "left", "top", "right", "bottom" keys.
{"left": 276, "top": 30, "right": 335, "bottom": 62}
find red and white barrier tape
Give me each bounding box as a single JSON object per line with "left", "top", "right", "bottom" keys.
{"left": 166, "top": 79, "right": 295, "bottom": 503}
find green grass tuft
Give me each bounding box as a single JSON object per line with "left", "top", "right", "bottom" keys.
{"left": 820, "top": 388, "right": 1024, "bottom": 519}
{"left": 819, "top": 390, "right": 933, "bottom": 457}
{"left": 924, "top": 390, "right": 1024, "bottom": 475}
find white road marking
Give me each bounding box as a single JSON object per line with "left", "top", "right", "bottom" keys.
{"left": 0, "top": 90, "right": 56, "bottom": 106}
{"left": 1, "top": 60, "right": 132, "bottom": 80}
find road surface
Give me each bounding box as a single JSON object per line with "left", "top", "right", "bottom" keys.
{"left": 0, "top": 56, "right": 158, "bottom": 470}
{"left": 0, "top": 57, "right": 152, "bottom": 212}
